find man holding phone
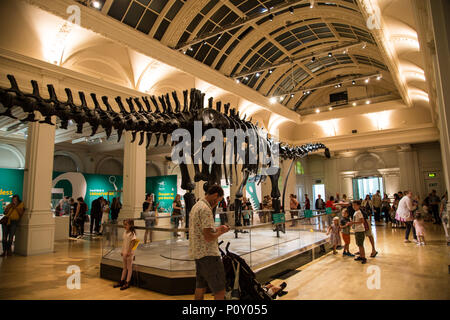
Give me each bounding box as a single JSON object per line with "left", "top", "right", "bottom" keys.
{"left": 189, "top": 185, "right": 230, "bottom": 300}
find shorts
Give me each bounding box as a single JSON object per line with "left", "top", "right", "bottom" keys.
{"left": 142, "top": 212, "right": 155, "bottom": 228}
{"left": 355, "top": 232, "right": 365, "bottom": 247}
{"left": 342, "top": 233, "right": 350, "bottom": 245}
{"left": 195, "top": 256, "right": 226, "bottom": 293}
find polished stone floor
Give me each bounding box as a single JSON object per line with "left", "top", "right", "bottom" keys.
{"left": 0, "top": 221, "right": 448, "bottom": 300}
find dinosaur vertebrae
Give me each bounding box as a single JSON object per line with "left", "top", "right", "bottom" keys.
{"left": 0, "top": 75, "right": 329, "bottom": 164}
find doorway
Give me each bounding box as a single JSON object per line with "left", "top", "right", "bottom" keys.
{"left": 313, "top": 184, "right": 325, "bottom": 209}
{"left": 353, "top": 176, "right": 384, "bottom": 200}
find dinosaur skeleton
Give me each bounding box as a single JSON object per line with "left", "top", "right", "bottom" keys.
{"left": 0, "top": 75, "right": 331, "bottom": 238}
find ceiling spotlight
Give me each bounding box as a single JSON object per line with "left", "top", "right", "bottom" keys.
{"left": 376, "top": 75, "right": 382, "bottom": 80}
{"left": 366, "top": 100, "right": 371, "bottom": 104}
{"left": 315, "top": 109, "right": 320, "bottom": 113}
{"left": 182, "top": 50, "right": 186, "bottom": 54}
{"left": 307, "top": 91, "right": 311, "bottom": 94}
{"left": 270, "top": 97, "right": 277, "bottom": 104}
{"left": 303, "top": 91, "right": 307, "bottom": 95}
{"left": 352, "top": 80, "right": 356, "bottom": 85}
{"left": 244, "top": 76, "right": 249, "bottom": 81}
{"left": 329, "top": 107, "right": 333, "bottom": 111}
{"left": 328, "top": 52, "right": 332, "bottom": 57}
{"left": 280, "top": 96, "right": 285, "bottom": 101}
{"left": 269, "top": 14, "right": 274, "bottom": 21}
{"left": 236, "top": 79, "right": 240, "bottom": 84}
{"left": 352, "top": 102, "right": 357, "bottom": 106}
{"left": 291, "top": 93, "right": 295, "bottom": 98}
{"left": 269, "top": 69, "right": 273, "bottom": 74}
{"left": 365, "top": 78, "right": 370, "bottom": 83}
{"left": 92, "top": 1, "right": 101, "bottom": 9}
{"left": 256, "top": 73, "right": 260, "bottom": 77}
{"left": 289, "top": 6, "right": 294, "bottom": 14}
{"left": 362, "top": 42, "right": 367, "bottom": 49}
{"left": 188, "top": 47, "right": 193, "bottom": 51}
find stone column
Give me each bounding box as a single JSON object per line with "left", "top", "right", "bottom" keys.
{"left": 397, "top": 145, "right": 421, "bottom": 192}
{"left": 429, "top": 0, "right": 450, "bottom": 241}
{"left": 120, "top": 132, "right": 146, "bottom": 219}
{"left": 15, "top": 121, "right": 56, "bottom": 256}
{"left": 378, "top": 168, "right": 400, "bottom": 197}
{"left": 340, "top": 171, "right": 356, "bottom": 200}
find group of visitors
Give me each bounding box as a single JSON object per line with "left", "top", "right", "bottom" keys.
{"left": 326, "top": 200, "right": 378, "bottom": 264}
{"left": 70, "top": 196, "right": 122, "bottom": 239}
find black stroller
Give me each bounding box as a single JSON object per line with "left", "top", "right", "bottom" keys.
{"left": 219, "top": 242, "right": 287, "bottom": 300}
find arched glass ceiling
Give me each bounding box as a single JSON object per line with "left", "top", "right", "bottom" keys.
{"left": 76, "top": 0, "right": 396, "bottom": 112}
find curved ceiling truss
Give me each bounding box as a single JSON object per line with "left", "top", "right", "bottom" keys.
{"left": 76, "top": 0, "right": 399, "bottom": 113}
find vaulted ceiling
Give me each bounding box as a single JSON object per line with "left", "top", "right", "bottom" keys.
{"left": 75, "top": 0, "right": 399, "bottom": 114}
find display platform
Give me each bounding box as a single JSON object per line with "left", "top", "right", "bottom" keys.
{"left": 100, "top": 223, "right": 330, "bottom": 295}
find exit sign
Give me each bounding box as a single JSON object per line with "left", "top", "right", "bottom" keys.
{"left": 428, "top": 173, "right": 436, "bottom": 178}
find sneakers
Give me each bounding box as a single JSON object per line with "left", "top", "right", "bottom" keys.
{"left": 354, "top": 256, "right": 367, "bottom": 264}
{"left": 343, "top": 252, "right": 355, "bottom": 257}
{"left": 404, "top": 239, "right": 411, "bottom": 243}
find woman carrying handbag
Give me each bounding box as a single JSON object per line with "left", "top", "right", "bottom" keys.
{"left": 1, "top": 195, "right": 24, "bottom": 257}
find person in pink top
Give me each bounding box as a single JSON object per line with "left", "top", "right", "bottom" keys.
{"left": 413, "top": 212, "right": 426, "bottom": 245}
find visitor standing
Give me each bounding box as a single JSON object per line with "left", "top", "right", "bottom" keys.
{"left": 74, "top": 197, "right": 88, "bottom": 239}
{"left": 381, "top": 194, "right": 391, "bottom": 223}
{"left": 372, "top": 190, "right": 382, "bottom": 222}
{"left": 90, "top": 196, "right": 103, "bottom": 236}
{"left": 62, "top": 196, "right": 71, "bottom": 216}
{"left": 326, "top": 216, "right": 341, "bottom": 254}
{"left": 218, "top": 198, "right": 228, "bottom": 225}
{"left": 142, "top": 194, "right": 159, "bottom": 244}
{"left": 397, "top": 191, "right": 418, "bottom": 243}
{"left": 1, "top": 195, "right": 24, "bottom": 256}
{"left": 113, "top": 219, "right": 137, "bottom": 291}
{"left": 350, "top": 200, "right": 367, "bottom": 264}
{"left": 172, "top": 194, "right": 183, "bottom": 237}
{"left": 429, "top": 190, "right": 441, "bottom": 224}
{"left": 413, "top": 212, "right": 426, "bottom": 245}
{"left": 189, "top": 185, "right": 229, "bottom": 300}
{"left": 362, "top": 195, "right": 373, "bottom": 218}
{"left": 315, "top": 194, "right": 325, "bottom": 211}
{"left": 289, "top": 194, "right": 299, "bottom": 226}
{"left": 110, "top": 197, "right": 122, "bottom": 222}
{"left": 340, "top": 208, "right": 354, "bottom": 256}
{"left": 305, "top": 194, "right": 311, "bottom": 210}
{"left": 361, "top": 206, "right": 378, "bottom": 258}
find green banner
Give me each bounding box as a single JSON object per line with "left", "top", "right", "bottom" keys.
{"left": 0, "top": 168, "right": 24, "bottom": 214}
{"left": 52, "top": 172, "right": 123, "bottom": 214}
{"left": 146, "top": 175, "right": 177, "bottom": 213}
{"left": 0, "top": 168, "right": 177, "bottom": 215}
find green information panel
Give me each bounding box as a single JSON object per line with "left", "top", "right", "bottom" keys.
{"left": 304, "top": 209, "right": 313, "bottom": 218}
{"left": 272, "top": 213, "right": 285, "bottom": 224}
{"left": 146, "top": 175, "right": 177, "bottom": 213}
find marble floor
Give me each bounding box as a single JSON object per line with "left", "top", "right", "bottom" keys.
{"left": 0, "top": 221, "right": 448, "bottom": 300}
